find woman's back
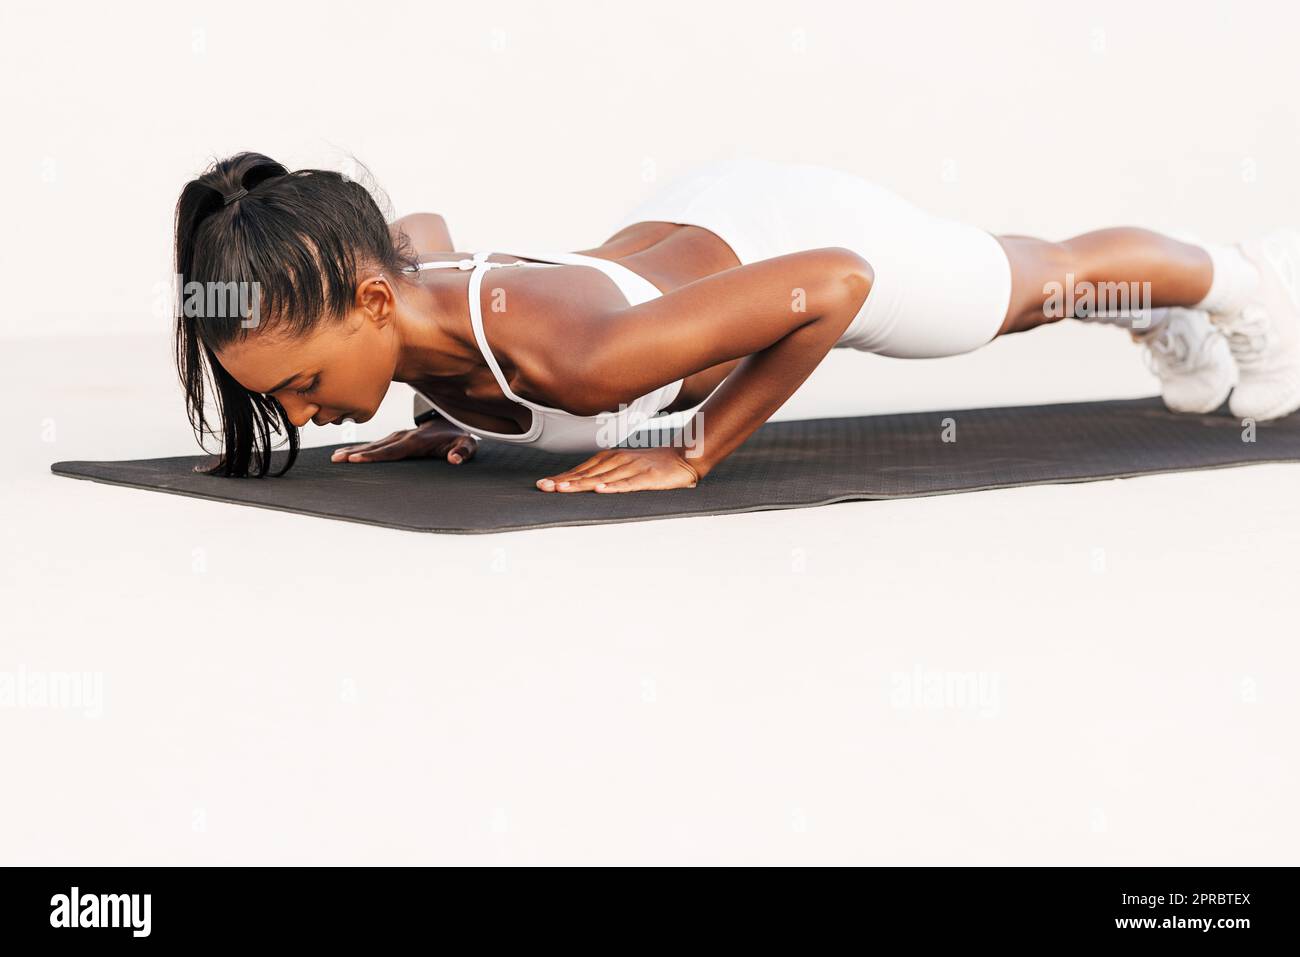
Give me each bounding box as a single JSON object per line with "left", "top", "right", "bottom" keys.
{"left": 410, "top": 223, "right": 749, "bottom": 437}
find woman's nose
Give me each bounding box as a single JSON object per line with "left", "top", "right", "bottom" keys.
{"left": 280, "top": 397, "right": 319, "bottom": 428}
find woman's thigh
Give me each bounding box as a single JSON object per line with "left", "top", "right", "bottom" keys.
{"left": 834, "top": 217, "right": 1015, "bottom": 358}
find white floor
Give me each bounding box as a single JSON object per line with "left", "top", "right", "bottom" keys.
{"left": 3, "top": 328, "right": 1298, "bottom": 865}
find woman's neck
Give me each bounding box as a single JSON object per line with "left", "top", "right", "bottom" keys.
{"left": 390, "top": 272, "right": 479, "bottom": 387}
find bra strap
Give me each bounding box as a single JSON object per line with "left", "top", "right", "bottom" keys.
{"left": 406, "top": 251, "right": 538, "bottom": 409}
{"left": 408, "top": 250, "right": 502, "bottom": 272}
{"left": 462, "top": 252, "right": 530, "bottom": 405}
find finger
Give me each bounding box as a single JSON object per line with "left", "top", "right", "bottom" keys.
{"left": 536, "top": 454, "right": 627, "bottom": 490}
{"left": 536, "top": 457, "right": 605, "bottom": 490}
{"left": 552, "top": 458, "right": 629, "bottom": 487}
{"left": 556, "top": 461, "right": 644, "bottom": 492}
{"left": 592, "top": 472, "right": 667, "bottom": 493}
{"left": 333, "top": 442, "right": 403, "bottom": 463}
{"left": 331, "top": 444, "right": 372, "bottom": 460}
{"left": 543, "top": 456, "right": 604, "bottom": 481}
{"left": 446, "top": 438, "right": 475, "bottom": 464}
{"left": 345, "top": 429, "right": 426, "bottom": 460}
{"left": 343, "top": 440, "right": 418, "bottom": 463}
{"left": 330, "top": 431, "right": 407, "bottom": 462}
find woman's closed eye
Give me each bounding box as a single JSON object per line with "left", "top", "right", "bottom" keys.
{"left": 295, "top": 377, "right": 319, "bottom": 396}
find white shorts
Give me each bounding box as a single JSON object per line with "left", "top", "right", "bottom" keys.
{"left": 608, "top": 158, "right": 1013, "bottom": 359}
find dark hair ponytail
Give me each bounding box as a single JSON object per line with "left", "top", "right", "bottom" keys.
{"left": 172, "top": 151, "right": 416, "bottom": 478}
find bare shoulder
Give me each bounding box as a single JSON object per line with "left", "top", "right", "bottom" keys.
{"left": 477, "top": 263, "right": 632, "bottom": 411}
{"left": 390, "top": 212, "right": 454, "bottom": 255}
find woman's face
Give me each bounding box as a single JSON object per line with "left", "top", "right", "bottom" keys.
{"left": 216, "top": 307, "right": 397, "bottom": 428}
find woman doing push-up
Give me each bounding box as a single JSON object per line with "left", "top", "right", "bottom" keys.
{"left": 174, "top": 153, "right": 1300, "bottom": 493}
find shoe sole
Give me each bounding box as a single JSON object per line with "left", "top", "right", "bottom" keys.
{"left": 1230, "top": 388, "right": 1300, "bottom": 421}
{"left": 1169, "top": 375, "right": 1235, "bottom": 415}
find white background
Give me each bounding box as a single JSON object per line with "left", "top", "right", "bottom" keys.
{"left": 2, "top": 0, "right": 1297, "bottom": 865}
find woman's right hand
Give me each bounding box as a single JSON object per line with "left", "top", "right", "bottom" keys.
{"left": 330, "top": 421, "right": 478, "bottom": 465}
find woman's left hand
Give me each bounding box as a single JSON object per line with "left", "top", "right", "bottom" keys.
{"left": 536, "top": 447, "right": 702, "bottom": 493}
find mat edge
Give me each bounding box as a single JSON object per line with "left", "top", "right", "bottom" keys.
{"left": 48, "top": 456, "right": 1300, "bottom": 535}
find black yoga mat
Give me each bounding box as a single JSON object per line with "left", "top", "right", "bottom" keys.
{"left": 50, "top": 396, "right": 1298, "bottom": 534}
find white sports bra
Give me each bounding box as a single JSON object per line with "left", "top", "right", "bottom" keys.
{"left": 404, "top": 250, "right": 684, "bottom": 454}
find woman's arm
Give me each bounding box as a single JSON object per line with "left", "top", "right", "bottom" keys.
{"left": 537, "top": 247, "right": 872, "bottom": 492}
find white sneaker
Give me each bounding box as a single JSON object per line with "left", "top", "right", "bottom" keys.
{"left": 1132, "top": 307, "right": 1236, "bottom": 414}
{"left": 1213, "top": 228, "right": 1300, "bottom": 421}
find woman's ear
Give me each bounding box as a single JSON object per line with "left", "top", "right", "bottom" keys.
{"left": 356, "top": 275, "right": 395, "bottom": 326}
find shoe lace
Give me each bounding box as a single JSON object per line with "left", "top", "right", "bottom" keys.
{"left": 1139, "top": 320, "right": 1216, "bottom": 377}
{"left": 1218, "top": 305, "right": 1273, "bottom": 368}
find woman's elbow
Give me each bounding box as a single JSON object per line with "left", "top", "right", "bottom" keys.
{"left": 826, "top": 247, "right": 874, "bottom": 311}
